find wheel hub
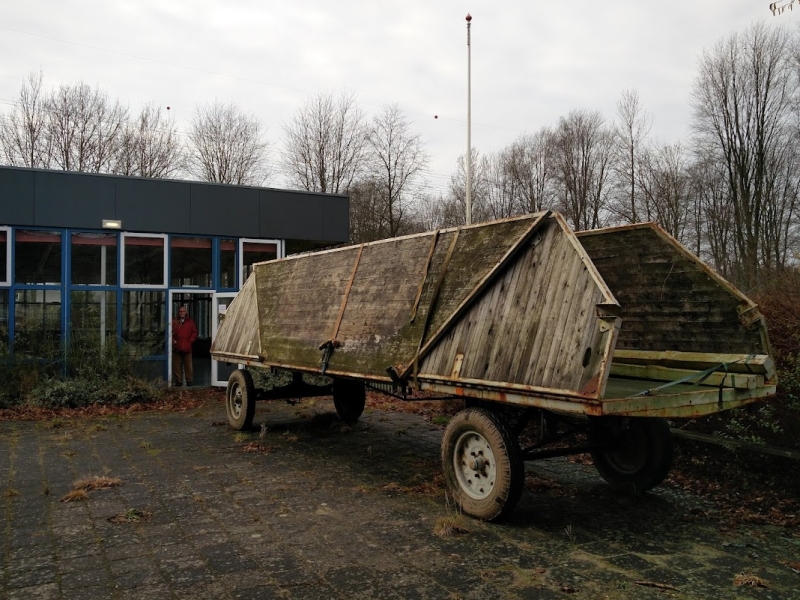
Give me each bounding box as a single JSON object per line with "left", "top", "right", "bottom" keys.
{"left": 453, "top": 432, "right": 497, "bottom": 500}
{"left": 229, "top": 384, "right": 242, "bottom": 418}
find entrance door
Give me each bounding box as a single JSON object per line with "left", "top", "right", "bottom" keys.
{"left": 168, "top": 291, "right": 213, "bottom": 387}
{"left": 211, "top": 292, "right": 239, "bottom": 387}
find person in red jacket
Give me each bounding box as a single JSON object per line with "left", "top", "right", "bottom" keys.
{"left": 172, "top": 305, "right": 198, "bottom": 386}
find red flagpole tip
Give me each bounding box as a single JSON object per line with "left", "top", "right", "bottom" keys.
{"left": 465, "top": 13, "right": 472, "bottom": 22}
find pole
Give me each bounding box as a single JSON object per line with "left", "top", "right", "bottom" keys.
{"left": 465, "top": 13, "right": 472, "bottom": 226}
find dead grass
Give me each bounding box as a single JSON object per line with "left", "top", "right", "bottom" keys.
{"left": 733, "top": 573, "right": 769, "bottom": 588}
{"left": 241, "top": 442, "right": 274, "bottom": 454}
{"left": 0, "top": 388, "right": 217, "bottom": 423}
{"left": 60, "top": 489, "right": 89, "bottom": 502}
{"left": 3, "top": 488, "right": 19, "bottom": 498}
{"left": 433, "top": 514, "right": 470, "bottom": 538}
{"left": 73, "top": 475, "right": 123, "bottom": 491}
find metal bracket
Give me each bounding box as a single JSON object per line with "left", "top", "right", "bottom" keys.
{"left": 318, "top": 340, "right": 340, "bottom": 376}
{"left": 737, "top": 303, "right": 763, "bottom": 327}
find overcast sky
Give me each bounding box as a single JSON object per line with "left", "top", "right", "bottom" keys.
{"left": 0, "top": 1, "right": 789, "bottom": 196}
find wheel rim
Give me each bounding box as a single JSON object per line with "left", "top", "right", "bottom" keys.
{"left": 605, "top": 427, "right": 647, "bottom": 474}
{"left": 453, "top": 431, "right": 497, "bottom": 500}
{"left": 229, "top": 382, "right": 243, "bottom": 419}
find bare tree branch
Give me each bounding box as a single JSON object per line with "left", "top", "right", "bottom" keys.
{"left": 186, "top": 101, "right": 270, "bottom": 185}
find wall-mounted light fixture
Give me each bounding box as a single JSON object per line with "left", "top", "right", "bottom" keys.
{"left": 102, "top": 219, "right": 122, "bottom": 229}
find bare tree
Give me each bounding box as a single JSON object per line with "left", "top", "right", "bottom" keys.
{"left": 612, "top": 88, "right": 652, "bottom": 224}
{"left": 504, "top": 129, "right": 553, "bottom": 214}
{"left": 113, "top": 103, "right": 183, "bottom": 178}
{"left": 549, "top": 109, "right": 614, "bottom": 231}
{"left": 690, "top": 153, "right": 738, "bottom": 278}
{"left": 186, "top": 101, "right": 270, "bottom": 185}
{"left": 365, "top": 104, "right": 429, "bottom": 237}
{"left": 637, "top": 142, "right": 693, "bottom": 244}
{"left": 412, "top": 193, "right": 455, "bottom": 231}
{"left": 448, "top": 148, "right": 490, "bottom": 224}
{"left": 281, "top": 91, "right": 369, "bottom": 194}
{"left": 0, "top": 71, "right": 52, "bottom": 168}
{"left": 348, "top": 179, "right": 384, "bottom": 243}
{"left": 691, "top": 21, "right": 797, "bottom": 287}
{"left": 481, "top": 149, "right": 523, "bottom": 220}
{"left": 46, "top": 82, "right": 128, "bottom": 173}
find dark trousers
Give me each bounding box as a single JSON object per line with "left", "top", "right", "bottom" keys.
{"left": 173, "top": 351, "right": 193, "bottom": 385}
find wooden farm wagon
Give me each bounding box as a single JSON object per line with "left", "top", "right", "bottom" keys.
{"left": 211, "top": 211, "right": 776, "bottom": 520}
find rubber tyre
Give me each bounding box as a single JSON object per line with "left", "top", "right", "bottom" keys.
{"left": 226, "top": 369, "right": 256, "bottom": 430}
{"left": 441, "top": 408, "right": 524, "bottom": 521}
{"left": 332, "top": 378, "right": 366, "bottom": 425}
{"left": 589, "top": 416, "right": 673, "bottom": 493}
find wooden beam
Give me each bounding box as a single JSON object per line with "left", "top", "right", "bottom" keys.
{"left": 612, "top": 349, "right": 775, "bottom": 379}
{"left": 610, "top": 363, "right": 764, "bottom": 390}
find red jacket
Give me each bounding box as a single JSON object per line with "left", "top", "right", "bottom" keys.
{"left": 172, "top": 317, "right": 198, "bottom": 354}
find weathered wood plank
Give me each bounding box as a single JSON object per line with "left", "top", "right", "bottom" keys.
{"left": 610, "top": 363, "right": 764, "bottom": 390}
{"left": 578, "top": 224, "right": 765, "bottom": 356}
{"left": 612, "top": 349, "right": 775, "bottom": 378}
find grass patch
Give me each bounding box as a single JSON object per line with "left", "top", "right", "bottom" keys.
{"left": 3, "top": 488, "right": 19, "bottom": 498}
{"left": 73, "top": 475, "right": 123, "bottom": 491}
{"left": 60, "top": 489, "right": 88, "bottom": 502}
{"left": 241, "top": 442, "right": 274, "bottom": 454}
{"left": 734, "top": 573, "right": 769, "bottom": 588}
{"left": 433, "top": 514, "right": 470, "bottom": 538}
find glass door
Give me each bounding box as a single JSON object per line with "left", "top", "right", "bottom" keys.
{"left": 211, "top": 292, "right": 239, "bottom": 387}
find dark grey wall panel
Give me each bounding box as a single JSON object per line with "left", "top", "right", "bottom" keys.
{"left": 1, "top": 167, "right": 348, "bottom": 242}
{"left": 190, "top": 183, "right": 260, "bottom": 238}
{"left": 116, "top": 179, "right": 191, "bottom": 234}
{"left": 0, "top": 168, "right": 35, "bottom": 225}
{"left": 35, "top": 171, "right": 115, "bottom": 229}
{"left": 260, "top": 191, "right": 323, "bottom": 240}
{"left": 322, "top": 196, "right": 350, "bottom": 242}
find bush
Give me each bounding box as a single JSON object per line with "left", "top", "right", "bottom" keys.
{"left": 0, "top": 336, "right": 163, "bottom": 410}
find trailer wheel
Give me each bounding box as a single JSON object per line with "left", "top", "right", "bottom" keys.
{"left": 226, "top": 369, "right": 256, "bottom": 431}
{"left": 332, "top": 378, "right": 366, "bottom": 425}
{"left": 441, "top": 408, "right": 524, "bottom": 521}
{"left": 589, "top": 417, "right": 673, "bottom": 493}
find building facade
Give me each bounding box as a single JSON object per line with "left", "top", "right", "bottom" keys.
{"left": 0, "top": 166, "right": 349, "bottom": 386}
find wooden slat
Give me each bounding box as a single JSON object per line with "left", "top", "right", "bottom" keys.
{"left": 612, "top": 349, "right": 775, "bottom": 378}
{"left": 578, "top": 225, "right": 765, "bottom": 356}
{"left": 610, "top": 363, "right": 764, "bottom": 390}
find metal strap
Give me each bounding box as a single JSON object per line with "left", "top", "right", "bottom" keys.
{"left": 628, "top": 362, "right": 729, "bottom": 398}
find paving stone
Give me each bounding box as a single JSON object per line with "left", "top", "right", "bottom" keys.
{"left": 2, "top": 397, "right": 800, "bottom": 599}
{"left": 60, "top": 567, "right": 111, "bottom": 589}
{"left": 6, "top": 582, "right": 61, "bottom": 600}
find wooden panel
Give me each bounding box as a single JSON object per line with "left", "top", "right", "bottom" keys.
{"left": 578, "top": 225, "right": 764, "bottom": 355}
{"left": 210, "top": 275, "right": 260, "bottom": 358}
{"left": 225, "top": 215, "right": 547, "bottom": 378}
{"left": 419, "top": 217, "right": 616, "bottom": 396}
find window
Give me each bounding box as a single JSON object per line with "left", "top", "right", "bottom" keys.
{"left": 240, "top": 239, "right": 279, "bottom": 283}
{"left": 70, "top": 290, "right": 117, "bottom": 348}
{"left": 0, "top": 227, "right": 9, "bottom": 285}
{"left": 14, "top": 289, "right": 62, "bottom": 356}
{"left": 122, "top": 233, "right": 167, "bottom": 287}
{"left": 0, "top": 290, "right": 8, "bottom": 353}
{"left": 122, "top": 291, "right": 165, "bottom": 356}
{"left": 170, "top": 237, "right": 212, "bottom": 288}
{"left": 15, "top": 230, "right": 62, "bottom": 285}
{"left": 220, "top": 239, "right": 236, "bottom": 289}
{"left": 71, "top": 232, "right": 117, "bottom": 285}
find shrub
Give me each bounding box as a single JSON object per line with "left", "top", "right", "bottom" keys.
{"left": 0, "top": 336, "right": 163, "bottom": 410}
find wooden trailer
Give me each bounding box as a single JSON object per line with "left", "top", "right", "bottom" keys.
{"left": 211, "top": 211, "right": 776, "bottom": 520}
